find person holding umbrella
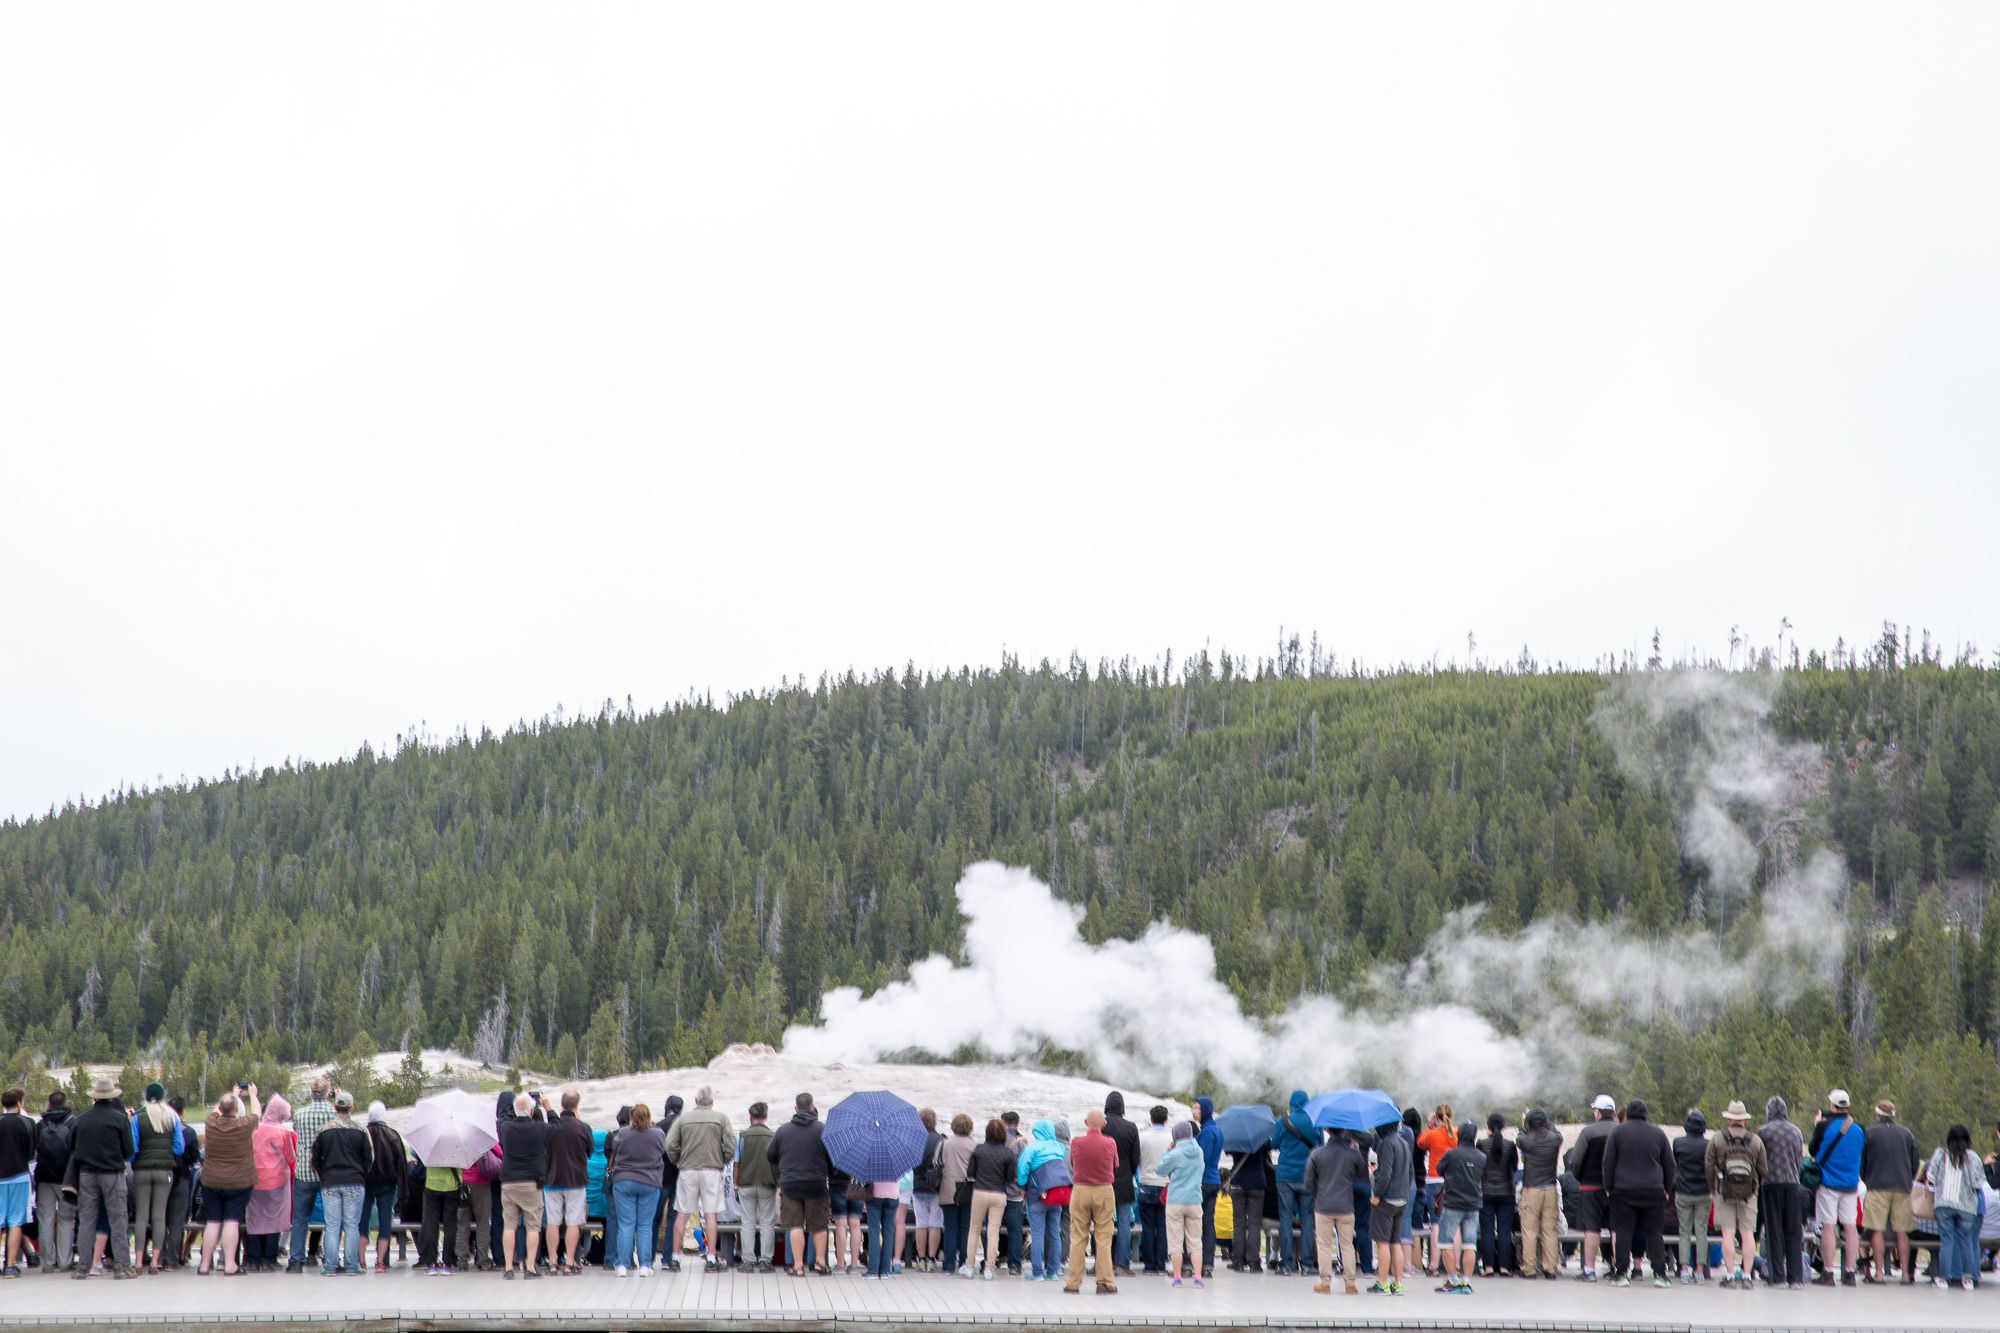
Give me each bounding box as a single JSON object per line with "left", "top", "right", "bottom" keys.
{"left": 404, "top": 1089, "right": 502, "bottom": 1277}
{"left": 821, "top": 1090, "right": 927, "bottom": 1280}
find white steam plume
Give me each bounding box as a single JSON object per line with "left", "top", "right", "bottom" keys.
{"left": 782, "top": 671, "right": 1847, "bottom": 1105}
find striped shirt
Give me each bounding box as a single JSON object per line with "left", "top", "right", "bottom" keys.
{"left": 290, "top": 1097, "right": 336, "bottom": 1182}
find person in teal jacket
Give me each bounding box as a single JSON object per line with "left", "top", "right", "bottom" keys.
{"left": 1269, "top": 1091, "right": 1317, "bottom": 1274}
{"left": 1159, "top": 1123, "right": 1206, "bottom": 1285}
{"left": 1016, "top": 1119, "right": 1069, "bottom": 1280}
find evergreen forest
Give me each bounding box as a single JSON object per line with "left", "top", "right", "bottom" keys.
{"left": 3, "top": 627, "right": 1999, "bottom": 1145}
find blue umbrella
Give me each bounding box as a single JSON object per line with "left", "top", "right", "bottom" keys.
{"left": 1214, "top": 1103, "right": 1277, "bottom": 1152}
{"left": 1304, "top": 1088, "right": 1401, "bottom": 1131}
{"left": 823, "top": 1090, "right": 930, "bottom": 1181}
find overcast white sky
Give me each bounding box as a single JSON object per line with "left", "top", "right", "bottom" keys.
{"left": 4, "top": 4, "right": 1997, "bottom": 820}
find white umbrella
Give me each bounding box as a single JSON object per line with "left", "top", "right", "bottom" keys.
{"left": 405, "top": 1089, "right": 497, "bottom": 1169}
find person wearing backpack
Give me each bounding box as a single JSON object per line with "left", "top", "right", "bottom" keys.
{"left": 906, "top": 1108, "right": 943, "bottom": 1273}
{"left": 1014, "top": 1118, "right": 1070, "bottom": 1280}
{"left": 32, "top": 1091, "right": 77, "bottom": 1273}
{"left": 1704, "top": 1101, "right": 1766, "bottom": 1287}
{"left": 1806, "top": 1089, "right": 1863, "bottom": 1285}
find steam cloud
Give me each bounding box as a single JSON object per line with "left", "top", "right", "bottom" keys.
{"left": 782, "top": 672, "right": 1847, "bottom": 1103}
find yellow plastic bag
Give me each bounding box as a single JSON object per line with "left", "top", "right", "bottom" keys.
{"left": 1215, "top": 1190, "right": 1234, "bottom": 1240}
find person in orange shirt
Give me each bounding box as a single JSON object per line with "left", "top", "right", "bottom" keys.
{"left": 1415, "top": 1105, "right": 1457, "bottom": 1276}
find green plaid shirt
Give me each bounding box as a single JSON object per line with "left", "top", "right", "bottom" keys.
{"left": 290, "top": 1097, "right": 335, "bottom": 1182}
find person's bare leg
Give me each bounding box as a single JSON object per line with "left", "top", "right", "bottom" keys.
{"left": 544, "top": 1221, "right": 560, "bottom": 1268}
{"left": 1820, "top": 1219, "right": 1838, "bottom": 1275}
{"left": 1583, "top": 1230, "right": 1599, "bottom": 1276}
{"left": 524, "top": 1225, "right": 540, "bottom": 1272}
{"left": 1896, "top": 1230, "right": 1910, "bottom": 1280}
{"left": 565, "top": 1223, "right": 580, "bottom": 1268}
{"left": 220, "top": 1221, "right": 240, "bottom": 1274}
{"left": 703, "top": 1211, "right": 719, "bottom": 1261}
{"left": 788, "top": 1226, "right": 806, "bottom": 1273}
{"left": 1739, "top": 1229, "right": 1756, "bottom": 1279}
{"left": 502, "top": 1222, "right": 517, "bottom": 1273}
{"left": 1843, "top": 1222, "right": 1859, "bottom": 1275}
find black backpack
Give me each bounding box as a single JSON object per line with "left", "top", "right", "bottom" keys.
{"left": 34, "top": 1116, "right": 76, "bottom": 1180}
{"left": 912, "top": 1132, "right": 944, "bottom": 1194}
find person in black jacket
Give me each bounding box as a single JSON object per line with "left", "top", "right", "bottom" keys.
{"left": 1476, "top": 1113, "right": 1518, "bottom": 1277}
{"left": 162, "top": 1095, "right": 199, "bottom": 1270}
{"left": 1227, "top": 1146, "right": 1271, "bottom": 1272}
{"left": 653, "top": 1094, "right": 683, "bottom": 1270}
{"left": 1599, "top": 1099, "right": 1673, "bottom": 1287}
{"left": 0, "top": 1086, "right": 33, "bottom": 1277}
{"left": 1101, "top": 1092, "right": 1140, "bottom": 1276}
{"left": 308, "top": 1091, "right": 374, "bottom": 1275}
{"left": 363, "top": 1103, "right": 408, "bottom": 1272}
{"left": 767, "top": 1093, "right": 832, "bottom": 1274}
{"left": 31, "top": 1092, "right": 77, "bottom": 1272}
{"left": 496, "top": 1092, "right": 557, "bottom": 1279}
{"left": 70, "top": 1076, "right": 137, "bottom": 1280}
{"left": 1671, "top": 1110, "right": 1710, "bottom": 1282}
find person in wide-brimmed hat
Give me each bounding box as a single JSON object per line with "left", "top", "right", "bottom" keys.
{"left": 1704, "top": 1101, "right": 1765, "bottom": 1288}
{"left": 70, "top": 1075, "right": 139, "bottom": 1279}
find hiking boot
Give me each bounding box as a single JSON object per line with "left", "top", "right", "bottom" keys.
{"left": 1313, "top": 1280, "right": 1330, "bottom": 1293}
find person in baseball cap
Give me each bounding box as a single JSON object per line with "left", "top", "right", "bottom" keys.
{"left": 1571, "top": 1095, "right": 1621, "bottom": 1279}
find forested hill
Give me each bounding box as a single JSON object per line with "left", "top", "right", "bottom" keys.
{"left": 2, "top": 644, "right": 1998, "bottom": 1120}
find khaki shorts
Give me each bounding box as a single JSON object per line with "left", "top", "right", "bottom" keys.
{"left": 500, "top": 1180, "right": 545, "bottom": 1229}
{"left": 1712, "top": 1194, "right": 1758, "bottom": 1233}
{"left": 677, "top": 1168, "right": 725, "bottom": 1215}
{"left": 778, "top": 1191, "right": 831, "bottom": 1232}
{"left": 1814, "top": 1186, "right": 1857, "bottom": 1228}
{"left": 1861, "top": 1188, "right": 1913, "bottom": 1232}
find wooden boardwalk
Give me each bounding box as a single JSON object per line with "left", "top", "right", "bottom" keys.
{"left": 1, "top": 1259, "right": 1993, "bottom": 1332}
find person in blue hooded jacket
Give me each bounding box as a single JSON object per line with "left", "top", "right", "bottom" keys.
{"left": 1194, "top": 1097, "right": 1223, "bottom": 1277}
{"left": 1270, "top": 1091, "right": 1318, "bottom": 1275}
{"left": 1015, "top": 1119, "right": 1069, "bottom": 1280}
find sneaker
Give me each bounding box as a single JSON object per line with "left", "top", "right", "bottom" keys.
{"left": 959, "top": 1264, "right": 975, "bottom": 1279}
{"left": 1654, "top": 1275, "right": 1671, "bottom": 1287}
{"left": 1192, "top": 1277, "right": 1203, "bottom": 1288}
{"left": 1366, "top": 1280, "right": 1390, "bottom": 1293}
{"left": 1963, "top": 1277, "right": 1976, "bottom": 1291}
{"left": 1389, "top": 1281, "right": 1404, "bottom": 1295}
{"left": 1608, "top": 1274, "right": 1630, "bottom": 1287}
{"left": 1841, "top": 1272, "right": 1858, "bottom": 1287}
{"left": 441, "top": 1265, "right": 457, "bottom": 1275}
{"left": 1022, "top": 1273, "right": 1038, "bottom": 1282}
{"left": 982, "top": 1267, "right": 994, "bottom": 1281}
{"left": 615, "top": 1266, "right": 628, "bottom": 1277}
{"left": 1172, "top": 1276, "right": 1183, "bottom": 1287}
{"left": 1576, "top": 1269, "right": 1598, "bottom": 1282}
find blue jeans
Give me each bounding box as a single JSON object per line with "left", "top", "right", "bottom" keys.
{"left": 650, "top": 1190, "right": 676, "bottom": 1263}
{"left": 865, "top": 1197, "right": 898, "bottom": 1276}
{"left": 289, "top": 1179, "right": 321, "bottom": 1264}
{"left": 939, "top": 1202, "right": 969, "bottom": 1273}
{"left": 321, "top": 1185, "right": 365, "bottom": 1272}
{"left": 1351, "top": 1182, "right": 1374, "bottom": 1272}
{"left": 1937, "top": 1206, "right": 1978, "bottom": 1282}
{"left": 1111, "top": 1200, "right": 1132, "bottom": 1270}
{"left": 365, "top": 1186, "right": 398, "bottom": 1243}
{"left": 612, "top": 1181, "right": 660, "bottom": 1270}
{"left": 1027, "top": 1200, "right": 1063, "bottom": 1277}
{"left": 1136, "top": 1185, "right": 1166, "bottom": 1271}
{"left": 1002, "top": 1199, "right": 1024, "bottom": 1268}
{"left": 1276, "top": 1180, "right": 1314, "bottom": 1268}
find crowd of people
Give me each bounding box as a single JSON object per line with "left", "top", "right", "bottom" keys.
{"left": 1, "top": 1073, "right": 1995, "bottom": 1301}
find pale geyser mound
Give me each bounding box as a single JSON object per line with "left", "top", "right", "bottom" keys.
{"left": 304, "top": 1042, "right": 1183, "bottom": 1138}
